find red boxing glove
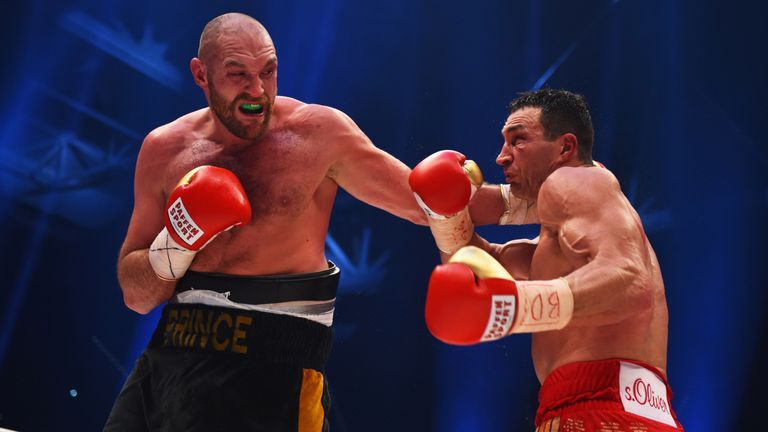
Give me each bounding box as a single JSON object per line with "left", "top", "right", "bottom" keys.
{"left": 409, "top": 150, "right": 482, "bottom": 216}
{"left": 425, "top": 246, "right": 574, "bottom": 345}
{"left": 409, "top": 150, "right": 483, "bottom": 253}
{"left": 149, "top": 166, "right": 252, "bottom": 280}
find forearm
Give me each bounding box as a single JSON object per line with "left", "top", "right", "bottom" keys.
{"left": 403, "top": 199, "right": 429, "bottom": 225}
{"left": 564, "top": 257, "right": 652, "bottom": 327}
{"left": 378, "top": 161, "right": 429, "bottom": 225}
{"left": 386, "top": 164, "right": 429, "bottom": 225}
{"left": 118, "top": 249, "right": 176, "bottom": 314}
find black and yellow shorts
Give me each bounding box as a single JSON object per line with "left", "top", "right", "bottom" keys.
{"left": 104, "top": 268, "right": 337, "bottom": 432}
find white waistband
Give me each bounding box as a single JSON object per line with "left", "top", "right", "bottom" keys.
{"left": 171, "top": 290, "right": 335, "bottom": 327}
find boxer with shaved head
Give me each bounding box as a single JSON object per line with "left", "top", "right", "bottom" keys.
{"left": 104, "top": 12, "right": 524, "bottom": 430}
{"left": 104, "top": 12, "right": 444, "bottom": 431}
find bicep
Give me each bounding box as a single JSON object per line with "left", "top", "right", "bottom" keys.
{"left": 462, "top": 233, "right": 535, "bottom": 279}
{"left": 331, "top": 140, "right": 410, "bottom": 203}
{"left": 557, "top": 204, "right": 642, "bottom": 267}
{"left": 119, "top": 139, "right": 167, "bottom": 261}
{"left": 544, "top": 185, "right": 655, "bottom": 324}
{"left": 468, "top": 185, "right": 505, "bottom": 225}
{"left": 328, "top": 121, "right": 424, "bottom": 223}
{"left": 538, "top": 174, "right": 645, "bottom": 278}
{"left": 497, "top": 237, "right": 538, "bottom": 280}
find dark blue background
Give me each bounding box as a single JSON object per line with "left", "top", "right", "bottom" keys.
{"left": 1, "top": 1, "right": 766, "bottom": 430}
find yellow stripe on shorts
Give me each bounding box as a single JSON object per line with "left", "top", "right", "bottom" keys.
{"left": 298, "top": 368, "right": 325, "bottom": 432}
{"left": 535, "top": 416, "right": 560, "bottom": 432}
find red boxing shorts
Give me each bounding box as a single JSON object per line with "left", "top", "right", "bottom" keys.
{"left": 535, "top": 359, "right": 684, "bottom": 432}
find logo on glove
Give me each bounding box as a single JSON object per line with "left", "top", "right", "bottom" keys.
{"left": 481, "top": 295, "right": 516, "bottom": 341}
{"left": 168, "top": 198, "right": 204, "bottom": 246}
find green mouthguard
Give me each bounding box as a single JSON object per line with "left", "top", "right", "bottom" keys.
{"left": 240, "top": 103, "right": 263, "bottom": 112}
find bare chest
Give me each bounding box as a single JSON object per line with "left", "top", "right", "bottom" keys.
{"left": 164, "top": 131, "right": 332, "bottom": 220}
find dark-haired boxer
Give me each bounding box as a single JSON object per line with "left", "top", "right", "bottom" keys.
{"left": 104, "top": 12, "right": 521, "bottom": 431}
{"left": 411, "top": 89, "right": 684, "bottom": 431}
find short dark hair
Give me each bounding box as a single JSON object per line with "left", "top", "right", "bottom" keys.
{"left": 507, "top": 88, "right": 594, "bottom": 163}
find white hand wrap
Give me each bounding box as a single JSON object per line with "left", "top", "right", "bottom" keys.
{"left": 414, "top": 193, "right": 475, "bottom": 254}
{"left": 148, "top": 227, "right": 197, "bottom": 280}
{"left": 428, "top": 208, "right": 474, "bottom": 254}
{"left": 498, "top": 184, "right": 539, "bottom": 225}
{"left": 512, "top": 278, "right": 574, "bottom": 333}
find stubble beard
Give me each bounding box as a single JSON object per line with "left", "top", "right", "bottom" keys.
{"left": 208, "top": 81, "right": 271, "bottom": 141}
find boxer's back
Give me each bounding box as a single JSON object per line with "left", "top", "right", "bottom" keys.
{"left": 148, "top": 96, "right": 340, "bottom": 276}
{"left": 528, "top": 167, "right": 669, "bottom": 383}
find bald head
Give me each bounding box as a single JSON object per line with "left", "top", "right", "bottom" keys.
{"left": 198, "top": 13, "right": 272, "bottom": 63}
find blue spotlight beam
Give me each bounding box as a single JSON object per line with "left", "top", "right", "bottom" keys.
{"left": 531, "top": 43, "right": 577, "bottom": 90}
{"left": 59, "top": 11, "right": 183, "bottom": 92}
{"left": 35, "top": 84, "right": 143, "bottom": 141}
{"left": 92, "top": 335, "right": 129, "bottom": 378}
{"left": 530, "top": 1, "right": 620, "bottom": 90}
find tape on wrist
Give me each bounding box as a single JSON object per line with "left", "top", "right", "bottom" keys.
{"left": 511, "top": 277, "right": 573, "bottom": 333}
{"left": 148, "top": 227, "right": 197, "bottom": 280}
{"left": 413, "top": 192, "right": 447, "bottom": 220}
{"left": 427, "top": 207, "right": 474, "bottom": 254}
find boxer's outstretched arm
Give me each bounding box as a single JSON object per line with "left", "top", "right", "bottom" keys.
{"left": 117, "top": 132, "right": 176, "bottom": 314}
{"left": 538, "top": 168, "right": 654, "bottom": 327}
{"left": 324, "top": 108, "right": 427, "bottom": 225}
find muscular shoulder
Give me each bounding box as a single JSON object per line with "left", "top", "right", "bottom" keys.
{"left": 142, "top": 109, "right": 208, "bottom": 154}
{"left": 279, "top": 97, "right": 359, "bottom": 137}
{"left": 135, "top": 109, "right": 209, "bottom": 190}
{"left": 537, "top": 166, "right": 621, "bottom": 224}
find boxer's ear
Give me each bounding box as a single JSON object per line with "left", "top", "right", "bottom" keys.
{"left": 558, "top": 133, "right": 578, "bottom": 161}
{"left": 190, "top": 58, "right": 208, "bottom": 87}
